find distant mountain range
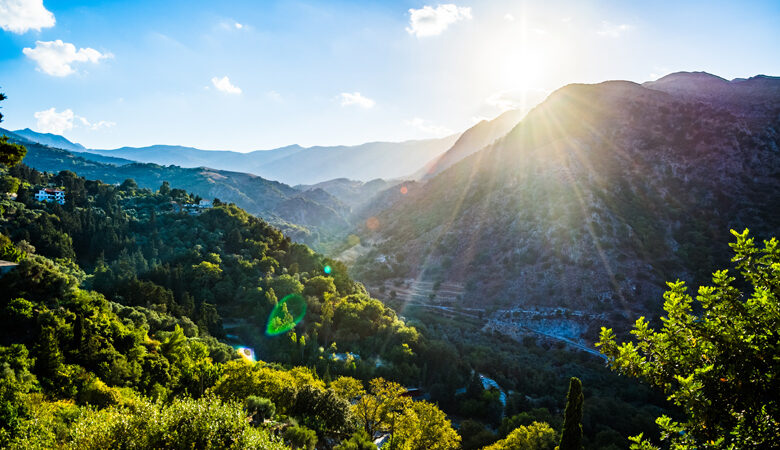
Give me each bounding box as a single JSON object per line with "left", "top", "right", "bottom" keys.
{"left": 347, "top": 73, "right": 780, "bottom": 327}
{"left": 12, "top": 131, "right": 460, "bottom": 186}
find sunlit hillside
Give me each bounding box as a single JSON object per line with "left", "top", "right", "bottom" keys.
{"left": 1, "top": 0, "right": 778, "bottom": 449}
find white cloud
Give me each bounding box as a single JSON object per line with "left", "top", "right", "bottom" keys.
{"left": 340, "top": 92, "right": 375, "bottom": 109}
{"left": 34, "top": 107, "right": 115, "bottom": 134}
{"left": 404, "top": 117, "right": 452, "bottom": 136}
{"left": 34, "top": 108, "right": 73, "bottom": 134}
{"left": 0, "top": 0, "right": 55, "bottom": 33}
{"left": 234, "top": 22, "right": 243, "bottom": 29}
{"left": 504, "top": 13, "right": 515, "bottom": 22}
{"left": 77, "top": 116, "right": 116, "bottom": 130}
{"left": 597, "top": 21, "right": 632, "bottom": 38}
{"left": 406, "top": 4, "right": 472, "bottom": 37}
{"left": 23, "top": 40, "right": 111, "bottom": 76}
{"left": 211, "top": 76, "right": 242, "bottom": 94}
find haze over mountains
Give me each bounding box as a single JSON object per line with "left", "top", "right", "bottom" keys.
{"left": 57, "top": 134, "right": 460, "bottom": 186}
{"left": 347, "top": 73, "right": 780, "bottom": 327}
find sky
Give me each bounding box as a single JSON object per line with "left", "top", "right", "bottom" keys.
{"left": 0, "top": 0, "right": 778, "bottom": 151}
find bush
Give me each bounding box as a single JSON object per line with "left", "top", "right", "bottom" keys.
{"left": 245, "top": 395, "right": 275, "bottom": 423}
{"left": 283, "top": 425, "right": 317, "bottom": 450}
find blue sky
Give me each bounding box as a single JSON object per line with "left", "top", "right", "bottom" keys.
{"left": 0, "top": 0, "right": 778, "bottom": 151}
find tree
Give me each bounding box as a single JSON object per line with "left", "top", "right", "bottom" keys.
{"left": 158, "top": 181, "right": 171, "bottom": 196}
{"left": 393, "top": 400, "right": 461, "bottom": 450}
{"left": 334, "top": 430, "right": 376, "bottom": 450}
{"left": 246, "top": 396, "right": 276, "bottom": 423}
{"left": 331, "top": 376, "right": 365, "bottom": 402}
{"left": 484, "top": 422, "right": 556, "bottom": 450}
{"left": 597, "top": 229, "right": 780, "bottom": 448}
{"left": 0, "top": 92, "right": 27, "bottom": 168}
{"left": 559, "top": 377, "right": 583, "bottom": 450}
{"left": 283, "top": 425, "right": 317, "bottom": 450}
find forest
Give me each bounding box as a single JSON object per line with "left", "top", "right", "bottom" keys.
{"left": 0, "top": 152, "right": 777, "bottom": 448}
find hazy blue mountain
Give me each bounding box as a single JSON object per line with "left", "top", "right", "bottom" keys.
{"left": 12, "top": 128, "right": 87, "bottom": 152}
{"left": 294, "top": 178, "right": 396, "bottom": 210}
{"left": 78, "top": 136, "right": 459, "bottom": 185}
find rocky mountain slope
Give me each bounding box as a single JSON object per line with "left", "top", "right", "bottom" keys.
{"left": 348, "top": 74, "right": 780, "bottom": 329}
{"left": 414, "top": 109, "right": 526, "bottom": 179}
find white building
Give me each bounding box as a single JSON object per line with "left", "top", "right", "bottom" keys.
{"left": 34, "top": 188, "right": 65, "bottom": 205}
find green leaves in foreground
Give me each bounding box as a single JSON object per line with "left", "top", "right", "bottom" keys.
{"left": 597, "top": 229, "right": 780, "bottom": 449}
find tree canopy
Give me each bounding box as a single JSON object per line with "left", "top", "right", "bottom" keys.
{"left": 598, "top": 229, "right": 780, "bottom": 448}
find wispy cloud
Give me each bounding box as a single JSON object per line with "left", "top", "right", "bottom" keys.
{"left": 0, "top": 0, "right": 55, "bottom": 33}
{"left": 266, "top": 90, "right": 283, "bottom": 102}
{"left": 504, "top": 13, "right": 515, "bottom": 22}
{"left": 211, "top": 76, "right": 242, "bottom": 94}
{"left": 34, "top": 107, "right": 114, "bottom": 134}
{"left": 404, "top": 117, "right": 451, "bottom": 136}
{"left": 218, "top": 20, "right": 247, "bottom": 31}
{"left": 340, "top": 92, "right": 375, "bottom": 109}
{"left": 406, "top": 4, "right": 472, "bottom": 37}
{"left": 23, "top": 40, "right": 111, "bottom": 77}
{"left": 597, "top": 21, "right": 632, "bottom": 38}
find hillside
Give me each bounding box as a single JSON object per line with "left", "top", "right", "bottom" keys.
{"left": 349, "top": 74, "right": 780, "bottom": 337}
{"left": 66, "top": 135, "right": 459, "bottom": 185}
{"left": 11, "top": 138, "right": 351, "bottom": 246}
{"left": 414, "top": 109, "right": 526, "bottom": 179}
{"left": 0, "top": 164, "right": 665, "bottom": 449}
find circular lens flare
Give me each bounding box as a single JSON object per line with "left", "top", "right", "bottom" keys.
{"left": 323, "top": 265, "right": 332, "bottom": 274}
{"left": 400, "top": 186, "right": 408, "bottom": 195}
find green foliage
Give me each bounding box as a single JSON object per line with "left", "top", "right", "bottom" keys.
{"left": 283, "top": 424, "right": 317, "bottom": 450}
{"left": 483, "top": 421, "right": 557, "bottom": 450}
{"left": 245, "top": 395, "right": 275, "bottom": 423}
{"left": 335, "top": 429, "right": 376, "bottom": 450}
{"left": 49, "top": 396, "right": 284, "bottom": 449}
{"left": 598, "top": 229, "right": 780, "bottom": 448}
{"left": 0, "top": 91, "right": 27, "bottom": 168}
{"left": 0, "top": 175, "right": 20, "bottom": 194}
{"left": 559, "top": 377, "right": 584, "bottom": 450}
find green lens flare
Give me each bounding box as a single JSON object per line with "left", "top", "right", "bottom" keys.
{"left": 266, "top": 293, "right": 307, "bottom": 336}
{"left": 323, "top": 265, "right": 332, "bottom": 274}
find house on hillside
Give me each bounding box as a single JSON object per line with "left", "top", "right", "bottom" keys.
{"left": 34, "top": 188, "right": 65, "bottom": 205}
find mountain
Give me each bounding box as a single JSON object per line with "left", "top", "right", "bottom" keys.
{"left": 13, "top": 138, "right": 352, "bottom": 246}
{"left": 77, "top": 135, "right": 459, "bottom": 185}
{"left": 294, "top": 178, "right": 396, "bottom": 210}
{"left": 413, "top": 109, "right": 526, "bottom": 179}
{"left": 12, "top": 127, "right": 87, "bottom": 152}
{"left": 347, "top": 74, "right": 780, "bottom": 332}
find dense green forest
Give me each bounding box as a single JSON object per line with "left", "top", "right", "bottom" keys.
{"left": 0, "top": 158, "right": 675, "bottom": 448}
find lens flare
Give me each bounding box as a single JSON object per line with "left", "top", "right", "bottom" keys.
{"left": 266, "top": 293, "right": 307, "bottom": 336}
{"left": 323, "top": 265, "right": 332, "bottom": 274}
{"left": 400, "top": 186, "right": 408, "bottom": 195}
{"left": 235, "top": 346, "right": 256, "bottom": 362}
{"left": 366, "top": 216, "right": 380, "bottom": 231}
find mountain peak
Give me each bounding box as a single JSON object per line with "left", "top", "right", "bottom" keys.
{"left": 12, "top": 128, "right": 86, "bottom": 152}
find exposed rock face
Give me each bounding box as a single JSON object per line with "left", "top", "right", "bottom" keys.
{"left": 352, "top": 75, "right": 780, "bottom": 325}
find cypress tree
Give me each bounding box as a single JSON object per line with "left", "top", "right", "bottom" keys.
{"left": 559, "top": 377, "right": 584, "bottom": 450}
